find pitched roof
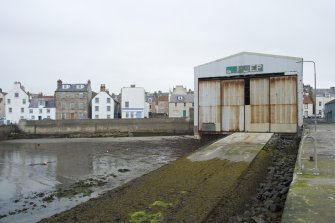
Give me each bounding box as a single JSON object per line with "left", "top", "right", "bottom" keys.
{"left": 56, "top": 83, "right": 91, "bottom": 92}
{"left": 29, "top": 97, "right": 55, "bottom": 108}
{"left": 316, "top": 89, "right": 335, "bottom": 97}
{"left": 303, "top": 95, "right": 313, "bottom": 104}
{"left": 325, "top": 99, "right": 335, "bottom": 106}
{"left": 170, "top": 94, "right": 194, "bottom": 103}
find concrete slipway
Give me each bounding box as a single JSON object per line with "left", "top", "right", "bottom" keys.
{"left": 40, "top": 132, "right": 273, "bottom": 223}
{"left": 282, "top": 122, "right": 335, "bottom": 223}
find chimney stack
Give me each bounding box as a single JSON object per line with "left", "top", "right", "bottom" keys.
{"left": 100, "top": 84, "right": 106, "bottom": 92}
{"left": 57, "top": 79, "right": 62, "bottom": 88}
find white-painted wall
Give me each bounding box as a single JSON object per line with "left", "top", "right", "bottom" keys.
{"left": 5, "top": 82, "right": 29, "bottom": 124}
{"left": 91, "top": 91, "right": 115, "bottom": 119}
{"left": 316, "top": 96, "right": 335, "bottom": 118}
{"left": 121, "top": 87, "right": 146, "bottom": 118}
{"left": 28, "top": 107, "right": 56, "bottom": 120}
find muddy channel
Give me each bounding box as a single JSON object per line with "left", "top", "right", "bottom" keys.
{"left": 0, "top": 136, "right": 203, "bottom": 223}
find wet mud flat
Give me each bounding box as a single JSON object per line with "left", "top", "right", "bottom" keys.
{"left": 40, "top": 134, "right": 299, "bottom": 223}
{"left": 0, "top": 136, "right": 207, "bottom": 223}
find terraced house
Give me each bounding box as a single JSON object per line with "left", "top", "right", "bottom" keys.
{"left": 55, "top": 79, "right": 92, "bottom": 120}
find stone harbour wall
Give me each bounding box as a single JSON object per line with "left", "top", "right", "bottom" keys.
{"left": 18, "top": 118, "right": 194, "bottom": 137}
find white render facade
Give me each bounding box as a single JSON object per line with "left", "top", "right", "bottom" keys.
{"left": 27, "top": 97, "right": 56, "bottom": 120}
{"left": 315, "top": 89, "right": 335, "bottom": 118}
{"left": 121, "top": 86, "right": 148, "bottom": 119}
{"left": 0, "top": 89, "right": 6, "bottom": 119}
{"left": 92, "top": 91, "right": 115, "bottom": 119}
{"left": 5, "top": 82, "right": 30, "bottom": 124}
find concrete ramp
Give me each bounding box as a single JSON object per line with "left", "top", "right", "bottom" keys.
{"left": 188, "top": 132, "right": 273, "bottom": 162}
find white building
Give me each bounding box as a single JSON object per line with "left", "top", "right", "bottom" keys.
{"left": 92, "top": 84, "right": 118, "bottom": 119}
{"left": 303, "top": 94, "right": 313, "bottom": 118}
{"left": 0, "top": 88, "right": 6, "bottom": 119}
{"left": 169, "top": 85, "right": 194, "bottom": 118}
{"left": 27, "top": 95, "right": 56, "bottom": 120}
{"left": 5, "top": 82, "right": 30, "bottom": 124}
{"left": 315, "top": 88, "right": 335, "bottom": 118}
{"left": 121, "top": 85, "right": 148, "bottom": 119}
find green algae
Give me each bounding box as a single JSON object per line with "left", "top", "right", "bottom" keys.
{"left": 129, "top": 211, "right": 162, "bottom": 223}
{"left": 150, "top": 200, "right": 172, "bottom": 209}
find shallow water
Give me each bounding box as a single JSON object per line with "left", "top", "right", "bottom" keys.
{"left": 0, "top": 136, "right": 197, "bottom": 223}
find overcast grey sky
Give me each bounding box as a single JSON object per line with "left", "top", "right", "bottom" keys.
{"left": 1, "top": 0, "right": 334, "bottom": 95}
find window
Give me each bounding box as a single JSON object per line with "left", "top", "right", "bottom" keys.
{"left": 62, "top": 84, "right": 70, "bottom": 89}
{"left": 62, "top": 102, "right": 66, "bottom": 109}
{"left": 95, "top": 114, "right": 99, "bottom": 119}
{"left": 23, "top": 99, "right": 26, "bottom": 104}
{"left": 107, "top": 114, "right": 111, "bottom": 119}
{"left": 38, "top": 100, "right": 44, "bottom": 106}
{"left": 15, "top": 93, "right": 19, "bottom": 97}
{"left": 125, "top": 101, "right": 129, "bottom": 108}
{"left": 61, "top": 112, "right": 66, "bottom": 119}
{"left": 319, "top": 110, "right": 322, "bottom": 115}
{"left": 47, "top": 116, "right": 50, "bottom": 119}
{"left": 175, "top": 103, "right": 177, "bottom": 107}
{"left": 319, "top": 101, "right": 322, "bottom": 106}
{"left": 126, "top": 112, "right": 129, "bottom": 118}
{"left": 39, "top": 109, "right": 42, "bottom": 114}
{"left": 95, "top": 106, "right": 99, "bottom": 111}
{"left": 130, "top": 112, "right": 134, "bottom": 118}
{"left": 304, "top": 104, "right": 308, "bottom": 109}
{"left": 95, "top": 98, "right": 99, "bottom": 103}
{"left": 184, "top": 103, "right": 186, "bottom": 107}
{"left": 47, "top": 109, "right": 50, "bottom": 113}
{"left": 192, "top": 103, "right": 194, "bottom": 107}
{"left": 31, "top": 115, "right": 35, "bottom": 120}
{"left": 107, "top": 98, "right": 111, "bottom": 103}
{"left": 78, "top": 103, "right": 84, "bottom": 109}
{"left": 107, "top": 106, "right": 111, "bottom": 112}
{"left": 9, "top": 107, "right": 12, "bottom": 113}
{"left": 7, "top": 99, "right": 11, "bottom": 104}
{"left": 79, "top": 93, "right": 84, "bottom": 99}
{"left": 61, "top": 93, "right": 66, "bottom": 99}
{"left": 70, "top": 94, "right": 74, "bottom": 99}
{"left": 29, "top": 109, "right": 33, "bottom": 114}
{"left": 70, "top": 103, "right": 75, "bottom": 110}
{"left": 21, "top": 108, "right": 24, "bottom": 113}
{"left": 149, "top": 105, "right": 152, "bottom": 109}
{"left": 20, "top": 116, "right": 24, "bottom": 119}
{"left": 76, "top": 84, "right": 85, "bottom": 89}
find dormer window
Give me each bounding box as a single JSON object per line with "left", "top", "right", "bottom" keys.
{"left": 76, "top": 84, "right": 85, "bottom": 89}
{"left": 62, "top": 84, "right": 70, "bottom": 89}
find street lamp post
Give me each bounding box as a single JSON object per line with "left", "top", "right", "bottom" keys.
{"left": 297, "top": 60, "right": 317, "bottom": 132}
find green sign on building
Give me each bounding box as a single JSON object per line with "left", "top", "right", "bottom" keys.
{"left": 226, "top": 64, "right": 263, "bottom": 74}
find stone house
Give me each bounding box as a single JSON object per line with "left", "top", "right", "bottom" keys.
{"left": 168, "top": 85, "right": 194, "bottom": 118}
{"left": 5, "top": 82, "right": 30, "bottom": 124}
{"left": 55, "top": 79, "right": 92, "bottom": 120}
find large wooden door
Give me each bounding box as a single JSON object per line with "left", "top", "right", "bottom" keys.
{"left": 221, "top": 79, "right": 245, "bottom": 132}
{"left": 245, "top": 77, "right": 270, "bottom": 132}
{"left": 270, "top": 76, "right": 297, "bottom": 133}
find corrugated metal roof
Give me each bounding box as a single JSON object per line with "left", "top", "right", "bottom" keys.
{"left": 195, "top": 51, "right": 303, "bottom": 68}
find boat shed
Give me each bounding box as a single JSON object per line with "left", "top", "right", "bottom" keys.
{"left": 194, "top": 52, "right": 303, "bottom": 137}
